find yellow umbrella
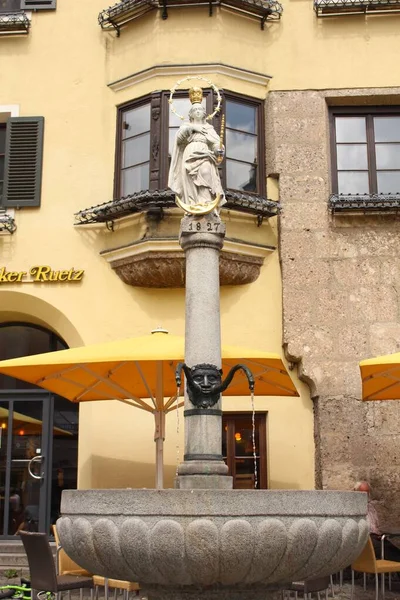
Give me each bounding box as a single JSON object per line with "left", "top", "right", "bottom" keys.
{"left": 360, "top": 352, "right": 400, "bottom": 401}
{"left": 0, "top": 330, "right": 298, "bottom": 487}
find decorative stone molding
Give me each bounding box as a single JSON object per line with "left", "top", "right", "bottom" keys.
{"left": 58, "top": 488, "right": 368, "bottom": 597}
{"left": 108, "top": 63, "right": 272, "bottom": 93}
{"left": 101, "top": 238, "right": 273, "bottom": 287}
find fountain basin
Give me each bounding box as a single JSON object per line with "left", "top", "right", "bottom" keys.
{"left": 59, "top": 489, "right": 367, "bottom": 599}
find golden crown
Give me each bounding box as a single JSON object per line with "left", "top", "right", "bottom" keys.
{"left": 189, "top": 86, "right": 203, "bottom": 104}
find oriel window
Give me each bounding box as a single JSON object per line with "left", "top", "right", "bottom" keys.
{"left": 115, "top": 90, "right": 266, "bottom": 199}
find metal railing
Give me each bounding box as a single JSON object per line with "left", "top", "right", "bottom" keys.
{"left": 315, "top": 0, "right": 400, "bottom": 16}
{"left": 98, "top": 0, "right": 282, "bottom": 34}
{"left": 329, "top": 193, "right": 400, "bottom": 214}
{"left": 0, "top": 11, "right": 30, "bottom": 34}
{"left": 74, "top": 189, "right": 280, "bottom": 226}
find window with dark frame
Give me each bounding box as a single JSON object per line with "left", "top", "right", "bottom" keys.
{"left": 222, "top": 412, "right": 267, "bottom": 490}
{"left": 225, "top": 97, "right": 259, "bottom": 193}
{"left": 0, "top": 0, "right": 20, "bottom": 12}
{"left": 120, "top": 101, "right": 151, "bottom": 198}
{"left": 330, "top": 107, "right": 400, "bottom": 196}
{"left": 0, "top": 124, "right": 5, "bottom": 200}
{"left": 0, "top": 0, "right": 56, "bottom": 10}
{"left": 115, "top": 90, "right": 265, "bottom": 200}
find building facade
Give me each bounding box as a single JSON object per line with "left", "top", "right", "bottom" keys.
{"left": 0, "top": 0, "right": 399, "bottom": 537}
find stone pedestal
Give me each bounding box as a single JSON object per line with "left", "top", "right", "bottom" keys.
{"left": 175, "top": 213, "right": 232, "bottom": 489}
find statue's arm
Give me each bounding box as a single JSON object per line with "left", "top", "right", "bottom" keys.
{"left": 206, "top": 125, "right": 224, "bottom": 157}
{"left": 213, "top": 142, "right": 225, "bottom": 159}
{"left": 177, "top": 125, "right": 194, "bottom": 145}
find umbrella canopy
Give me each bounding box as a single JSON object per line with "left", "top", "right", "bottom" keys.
{"left": 0, "top": 331, "right": 298, "bottom": 403}
{"left": 0, "top": 330, "right": 298, "bottom": 487}
{"left": 360, "top": 352, "right": 400, "bottom": 401}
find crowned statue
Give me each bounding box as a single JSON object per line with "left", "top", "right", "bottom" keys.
{"left": 168, "top": 84, "right": 226, "bottom": 215}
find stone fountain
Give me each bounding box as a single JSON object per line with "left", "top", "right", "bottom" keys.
{"left": 58, "top": 78, "right": 368, "bottom": 600}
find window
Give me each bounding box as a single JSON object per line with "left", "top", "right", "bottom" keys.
{"left": 222, "top": 412, "right": 267, "bottom": 489}
{"left": 0, "top": 124, "right": 5, "bottom": 199}
{"left": 0, "top": 0, "right": 21, "bottom": 11}
{"left": 0, "top": 324, "right": 67, "bottom": 390}
{"left": 0, "top": 0, "right": 55, "bottom": 34}
{"left": 115, "top": 90, "right": 265, "bottom": 199}
{"left": 330, "top": 108, "right": 400, "bottom": 196}
{"left": 225, "top": 96, "right": 261, "bottom": 193}
{"left": 0, "top": 0, "right": 56, "bottom": 10}
{"left": 119, "top": 100, "right": 151, "bottom": 197}
{"left": 0, "top": 117, "right": 44, "bottom": 208}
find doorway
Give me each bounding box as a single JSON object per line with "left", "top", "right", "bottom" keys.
{"left": 0, "top": 323, "right": 78, "bottom": 538}
{"left": 222, "top": 412, "right": 267, "bottom": 489}
{"left": 0, "top": 393, "right": 51, "bottom": 536}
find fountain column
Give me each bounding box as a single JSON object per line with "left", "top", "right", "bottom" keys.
{"left": 175, "top": 212, "right": 232, "bottom": 489}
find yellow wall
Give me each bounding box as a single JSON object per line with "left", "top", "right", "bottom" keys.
{"left": 6, "top": 0, "right": 395, "bottom": 490}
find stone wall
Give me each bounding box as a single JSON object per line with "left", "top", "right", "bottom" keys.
{"left": 267, "top": 87, "right": 400, "bottom": 529}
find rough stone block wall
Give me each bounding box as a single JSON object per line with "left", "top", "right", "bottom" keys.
{"left": 267, "top": 88, "right": 400, "bottom": 530}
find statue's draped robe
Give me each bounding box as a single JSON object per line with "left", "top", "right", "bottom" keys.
{"left": 168, "top": 122, "right": 226, "bottom": 207}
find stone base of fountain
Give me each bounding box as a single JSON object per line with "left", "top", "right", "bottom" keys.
{"left": 142, "top": 583, "right": 280, "bottom": 600}
{"left": 58, "top": 489, "right": 367, "bottom": 600}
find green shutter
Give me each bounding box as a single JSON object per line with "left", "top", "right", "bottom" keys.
{"left": 21, "top": 0, "right": 56, "bottom": 8}
{"left": 2, "top": 117, "right": 44, "bottom": 208}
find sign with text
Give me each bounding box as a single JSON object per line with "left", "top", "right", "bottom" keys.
{"left": 0, "top": 266, "right": 84, "bottom": 284}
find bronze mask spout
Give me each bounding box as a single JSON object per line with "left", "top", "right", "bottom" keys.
{"left": 175, "top": 362, "right": 255, "bottom": 409}
{"left": 219, "top": 364, "right": 255, "bottom": 394}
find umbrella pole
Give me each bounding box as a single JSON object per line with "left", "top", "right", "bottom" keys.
{"left": 154, "top": 411, "right": 165, "bottom": 490}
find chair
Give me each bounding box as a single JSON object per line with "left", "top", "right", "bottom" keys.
{"left": 19, "top": 531, "right": 93, "bottom": 600}
{"left": 282, "top": 575, "right": 331, "bottom": 599}
{"left": 92, "top": 576, "right": 139, "bottom": 600}
{"left": 52, "top": 525, "right": 91, "bottom": 577}
{"left": 351, "top": 535, "right": 400, "bottom": 600}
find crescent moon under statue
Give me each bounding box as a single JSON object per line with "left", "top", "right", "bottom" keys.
{"left": 175, "top": 195, "right": 220, "bottom": 216}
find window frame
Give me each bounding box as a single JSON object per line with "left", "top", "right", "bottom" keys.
{"left": 0, "top": 123, "right": 5, "bottom": 200}
{"left": 222, "top": 90, "right": 265, "bottom": 196}
{"left": 114, "top": 89, "right": 266, "bottom": 200}
{"left": 114, "top": 94, "right": 152, "bottom": 200}
{"left": 329, "top": 106, "right": 400, "bottom": 196}
{"left": 0, "top": 0, "right": 21, "bottom": 12}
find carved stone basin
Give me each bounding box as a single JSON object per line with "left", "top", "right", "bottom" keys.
{"left": 59, "top": 489, "right": 367, "bottom": 600}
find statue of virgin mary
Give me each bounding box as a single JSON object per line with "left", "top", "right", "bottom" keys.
{"left": 168, "top": 86, "right": 226, "bottom": 211}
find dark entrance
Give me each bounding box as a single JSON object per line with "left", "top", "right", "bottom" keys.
{"left": 222, "top": 412, "right": 267, "bottom": 489}
{"left": 0, "top": 323, "right": 78, "bottom": 537}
